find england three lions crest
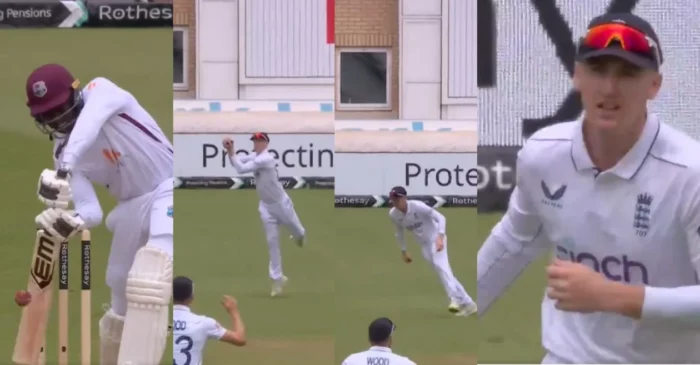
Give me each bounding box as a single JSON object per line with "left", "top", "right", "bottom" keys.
{"left": 634, "top": 193, "right": 652, "bottom": 237}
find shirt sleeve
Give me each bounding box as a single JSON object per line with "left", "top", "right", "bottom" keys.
{"left": 390, "top": 211, "right": 407, "bottom": 252}
{"left": 230, "top": 153, "right": 274, "bottom": 174}
{"left": 60, "top": 78, "right": 131, "bottom": 170}
{"left": 205, "top": 317, "right": 227, "bottom": 340}
{"left": 477, "top": 147, "right": 550, "bottom": 314}
{"left": 236, "top": 153, "right": 255, "bottom": 164}
{"left": 54, "top": 154, "right": 102, "bottom": 228}
{"left": 684, "top": 172, "right": 700, "bottom": 283}
{"left": 70, "top": 171, "right": 103, "bottom": 228}
{"left": 641, "top": 170, "right": 700, "bottom": 327}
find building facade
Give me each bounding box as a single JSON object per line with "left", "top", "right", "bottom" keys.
{"left": 173, "top": 0, "right": 476, "bottom": 121}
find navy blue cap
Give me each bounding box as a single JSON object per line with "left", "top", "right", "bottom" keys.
{"left": 578, "top": 13, "right": 662, "bottom": 70}
{"left": 250, "top": 132, "right": 270, "bottom": 142}
{"left": 389, "top": 186, "right": 407, "bottom": 198}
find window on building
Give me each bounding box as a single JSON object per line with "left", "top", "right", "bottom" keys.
{"left": 337, "top": 49, "right": 391, "bottom": 110}
{"left": 173, "top": 28, "right": 188, "bottom": 90}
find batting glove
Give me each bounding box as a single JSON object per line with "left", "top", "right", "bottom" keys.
{"left": 37, "top": 169, "right": 73, "bottom": 209}
{"left": 35, "top": 208, "right": 85, "bottom": 242}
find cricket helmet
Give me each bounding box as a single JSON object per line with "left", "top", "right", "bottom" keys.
{"left": 26, "top": 64, "right": 84, "bottom": 138}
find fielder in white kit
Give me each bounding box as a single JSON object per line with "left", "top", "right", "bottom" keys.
{"left": 173, "top": 276, "right": 247, "bottom": 365}
{"left": 388, "top": 186, "right": 477, "bottom": 316}
{"left": 341, "top": 317, "right": 416, "bottom": 365}
{"left": 478, "top": 13, "right": 700, "bottom": 363}
{"left": 28, "top": 64, "right": 173, "bottom": 364}
{"left": 222, "top": 132, "right": 306, "bottom": 296}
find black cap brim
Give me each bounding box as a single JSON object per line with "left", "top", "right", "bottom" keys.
{"left": 577, "top": 47, "right": 657, "bottom": 70}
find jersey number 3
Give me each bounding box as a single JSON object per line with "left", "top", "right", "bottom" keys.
{"left": 174, "top": 335, "right": 193, "bottom": 365}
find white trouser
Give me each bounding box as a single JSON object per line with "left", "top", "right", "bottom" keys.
{"left": 542, "top": 352, "right": 570, "bottom": 364}
{"left": 259, "top": 197, "right": 305, "bottom": 280}
{"left": 104, "top": 178, "right": 174, "bottom": 316}
{"left": 419, "top": 236, "right": 473, "bottom": 305}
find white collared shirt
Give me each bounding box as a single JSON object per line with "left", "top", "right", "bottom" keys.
{"left": 478, "top": 114, "right": 700, "bottom": 363}
{"left": 229, "top": 149, "right": 287, "bottom": 204}
{"left": 55, "top": 77, "right": 173, "bottom": 201}
{"left": 390, "top": 200, "right": 446, "bottom": 250}
{"left": 341, "top": 346, "right": 416, "bottom": 365}
{"left": 173, "top": 305, "right": 226, "bottom": 365}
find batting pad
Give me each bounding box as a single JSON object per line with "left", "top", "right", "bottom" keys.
{"left": 117, "top": 246, "right": 173, "bottom": 365}
{"left": 99, "top": 309, "right": 124, "bottom": 365}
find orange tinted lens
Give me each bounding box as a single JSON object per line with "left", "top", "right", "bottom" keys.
{"left": 584, "top": 24, "right": 651, "bottom": 53}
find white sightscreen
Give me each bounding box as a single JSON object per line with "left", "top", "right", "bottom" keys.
{"left": 479, "top": 0, "right": 700, "bottom": 146}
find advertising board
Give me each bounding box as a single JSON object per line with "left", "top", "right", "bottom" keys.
{"left": 175, "top": 133, "right": 334, "bottom": 189}
{"left": 334, "top": 152, "right": 477, "bottom": 208}
{"left": 477, "top": 0, "right": 700, "bottom": 212}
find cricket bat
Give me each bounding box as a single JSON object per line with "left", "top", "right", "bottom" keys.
{"left": 12, "top": 230, "right": 61, "bottom": 365}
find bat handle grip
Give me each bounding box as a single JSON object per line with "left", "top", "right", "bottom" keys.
{"left": 56, "top": 168, "right": 70, "bottom": 179}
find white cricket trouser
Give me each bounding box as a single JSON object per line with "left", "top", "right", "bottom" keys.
{"left": 542, "top": 352, "right": 570, "bottom": 364}
{"left": 419, "top": 236, "right": 474, "bottom": 305}
{"left": 259, "top": 197, "right": 305, "bottom": 280}
{"left": 104, "top": 178, "right": 174, "bottom": 316}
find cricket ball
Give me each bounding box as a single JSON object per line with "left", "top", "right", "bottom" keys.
{"left": 15, "top": 290, "right": 31, "bottom": 307}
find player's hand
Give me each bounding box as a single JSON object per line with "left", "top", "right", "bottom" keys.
{"left": 546, "top": 259, "right": 612, "bottom": 313}
{"left": 35, "top": 208, "right": 85, "bottom": 242}
{"left": 37, "top": 169, "right": 72, "bottom": 209}
{"left": 435, "top": 236, "right": 445, "bottom": 252}
{"left": 401, "top": 251, "right": 412, "bottom": 263}
{"left": 221, "top": 295, "right": 239, "bottom": 313}
{"left": 222, "top": 137, "right": 234, "bottom": 156}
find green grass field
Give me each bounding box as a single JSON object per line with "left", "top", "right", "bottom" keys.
{"left": 0, "top": 29, "right": 172, "bottom": 364}
{"left": 476, "top": 213, "right": 548, "bottom": 364}
{"left": 176, "top": 190, "right": 477, "bottom": 364}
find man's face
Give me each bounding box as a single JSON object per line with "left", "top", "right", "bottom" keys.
{"left": 253, "top": 140, "right": 268, "bottom": 152}
{"left": 574, "top": 56, "right": 662, "bottom": 131}
{"left": 390, "top": 197, "right": 407, "bottom": 210}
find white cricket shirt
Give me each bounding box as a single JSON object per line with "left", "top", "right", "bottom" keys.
{"left": 230, "top": 149, "right": 287, "bottom": 204}
{"left": 341, "top": 346, "right": 416, "bottom": 365}
{"left": 173, "top": 305, "right": 226, "bottom": 365}
{"left": 390, "top": 200, "right": 446, "bottom": 250}
{"left": 53, "top": 77, "right": 173, "bottom": 226}
{"left": 478, "top": 114, "right": 700, "bottom": 363}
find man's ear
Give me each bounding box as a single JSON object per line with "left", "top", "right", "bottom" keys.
{"left": 572, "top": 63, "right": 581, "bottom": 91}
{"left": 648, "top": 72, "right": 662, "bottom": 100}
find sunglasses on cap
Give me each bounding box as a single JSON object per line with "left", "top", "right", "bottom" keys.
{"left": 389, "top": 190, "right": 406, "bottom": 198}
{"left": 582, "top": 23, "right": 661, "bottom": 66}
{"left": 251, "top": 132, "right": 269, "bottom": 141}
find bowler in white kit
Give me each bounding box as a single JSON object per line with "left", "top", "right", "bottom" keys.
{"left": 478, "top": 13, "right": 700, "bottom": 363}
{"left": 28, "top": 64, "right": 174, "bottom": 364}
{"left": 173, "top": 276, "right": 247, "bottom": 365}
{"left": 222, "top": 132, "right": 306, "bottom": 296}
{"left": 341, "top": 317, "right": 416, "bottom": 365}
{"left": 388, "top": 186, "right": 477, "bottom": 316}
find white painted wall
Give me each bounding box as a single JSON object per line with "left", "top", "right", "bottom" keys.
{"left": 196, "top": 0, "right": 333, "bottom": 100}
{"left": 197, "top": 0, "right": 239, "bottom": 99}
{"left": 399, "top": 0, "right": 477, "bottom": 121}
{"left": 242, "top": 0, "right": 334, "bottom": 79}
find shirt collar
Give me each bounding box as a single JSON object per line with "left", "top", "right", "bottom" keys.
{"left": 571, "top": 114, "right": 660, "bottom": 180}
{"left": 369, "top": 346, "right": 392, "bottom": 353}
{"left": 174, "top": 304, "right": 191, "bottom": 312}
